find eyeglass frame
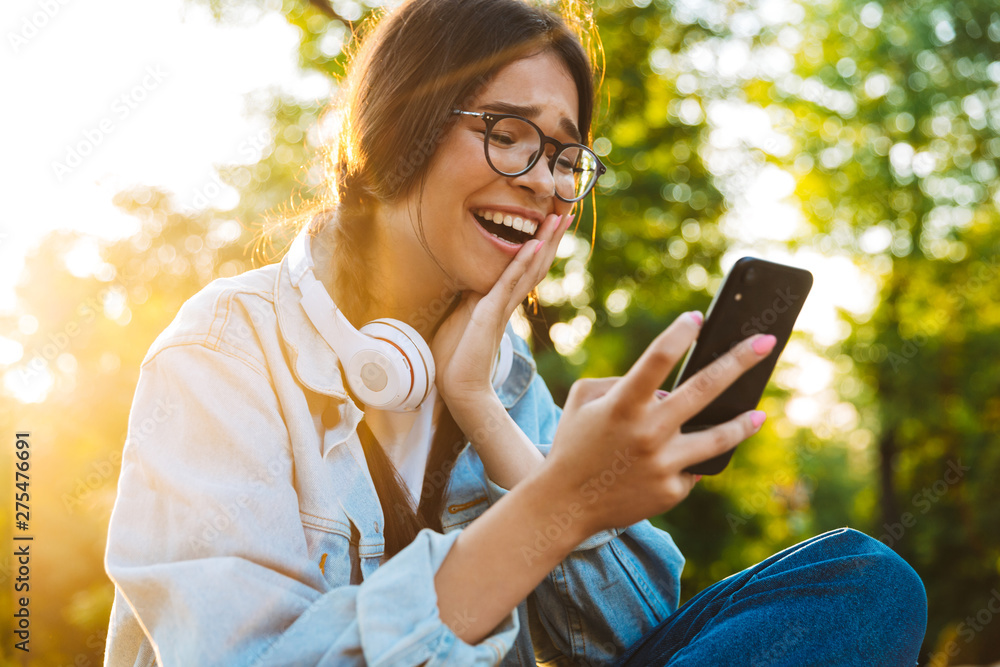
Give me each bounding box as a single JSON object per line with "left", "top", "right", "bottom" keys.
{"left": 451, "top": 109, "right": 607, "bottom": 203}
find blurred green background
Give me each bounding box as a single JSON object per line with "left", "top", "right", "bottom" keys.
{"left": 3, "top": 0, "right": 999, "bottom": 664}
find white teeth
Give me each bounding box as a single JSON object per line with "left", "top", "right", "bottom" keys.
{"left": 476, "top": 209, "right": 539, "bottom": 237}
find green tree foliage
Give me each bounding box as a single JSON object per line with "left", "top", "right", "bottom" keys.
{"left": 759, "top": 0, "right": 1000, "bottom": 662}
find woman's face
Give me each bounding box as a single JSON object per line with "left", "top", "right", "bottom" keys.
{"left": 382, "top": 50, "right": 580, "bottom": 295}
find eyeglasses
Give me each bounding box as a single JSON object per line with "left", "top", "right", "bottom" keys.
{"left": 452, "top": 109, "right": 606, "bottom": 203}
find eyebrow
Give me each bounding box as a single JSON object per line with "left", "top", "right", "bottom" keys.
{"left": 479, "top": 101, "right": 583, "bottom": 143}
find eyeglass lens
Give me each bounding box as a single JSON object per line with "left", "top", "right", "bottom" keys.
{"left": 485, "top": 117, "right": 599, "bottom": 201}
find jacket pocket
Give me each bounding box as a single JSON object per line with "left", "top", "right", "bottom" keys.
{"left": 299, "top": 511, "right": 360, "bottom": 586}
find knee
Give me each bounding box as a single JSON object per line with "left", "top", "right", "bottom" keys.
{"left": 827, "top": 528, "right": 928, "bottom": 636}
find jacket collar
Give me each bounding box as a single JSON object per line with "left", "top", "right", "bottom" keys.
{"left": 273, "top": 226, "right": 537, "bottom": 433}
{"left": 495, "top": 330, "right": 535, "bottom": 408}
{"left": 274, "top": 230, "right": 351, "bottom": 402}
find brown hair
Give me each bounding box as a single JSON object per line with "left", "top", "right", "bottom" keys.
{"left": 288, "top": 0, "right": 599, "bottom": 559}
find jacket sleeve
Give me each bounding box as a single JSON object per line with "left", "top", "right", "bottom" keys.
{"left": 485, "top": 356, "right": 686, "bottom": 666}
{"left": 104, "top": 343, "right": 518, "bottom": 667}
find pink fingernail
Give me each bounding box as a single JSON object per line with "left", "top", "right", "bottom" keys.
{"left": 751, "top": 335, "right": 776, "bottom": 355}
{"left": 694, "top": 474, "right": 703, "bottom": 483}
{"left": 689, "top": 311, "right": 703, "bottom": 326}
{"left": 562, "top": 213, "right": 575, "bottom": 231}
{"left": 655, "top": 389, "right": 670, "bottom": 399}
{"left": 750, "top": 410, "right": 767, "bottom": 429}
{"left": 533, "top": 240, "right": 545, "bottom": 255}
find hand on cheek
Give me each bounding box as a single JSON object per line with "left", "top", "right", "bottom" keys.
{"left": 432, "top": 211, "right": 575, "bottom": 409}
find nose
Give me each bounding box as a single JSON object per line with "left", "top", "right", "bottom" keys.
{"left": 509, "top": 152, "right": 557, "bottom": 200}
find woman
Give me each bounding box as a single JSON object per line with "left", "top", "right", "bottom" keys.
{"left": 103, "top": 0, "right": 927, "bottom": 664}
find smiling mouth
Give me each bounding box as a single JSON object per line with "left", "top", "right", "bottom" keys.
{"left": 472, "top": 209, "right": 539, "bottom": 245}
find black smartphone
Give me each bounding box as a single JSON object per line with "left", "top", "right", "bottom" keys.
{"left": 671, "top": 257, "right": 813, "bottom": 475}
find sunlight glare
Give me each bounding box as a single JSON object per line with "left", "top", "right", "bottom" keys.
{"left": 0, "top": 337, "right": 24, "bottom": 365}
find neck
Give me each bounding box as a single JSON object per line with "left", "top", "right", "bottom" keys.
{"left": 313, "top": 208, "right": 461, "bottom": 342}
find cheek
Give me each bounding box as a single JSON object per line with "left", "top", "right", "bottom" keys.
{"left": 430, "top": 131, "right": 494, "bottom": 184}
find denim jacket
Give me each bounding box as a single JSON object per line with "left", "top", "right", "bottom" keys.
{"left": 103, "top": 232, "right": 686, "bottom": 666}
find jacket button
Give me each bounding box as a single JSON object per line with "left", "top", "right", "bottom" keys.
{"left": 373, "top": 521, "right": 380, "bottom": 534}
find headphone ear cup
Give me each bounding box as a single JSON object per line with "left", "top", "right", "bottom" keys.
{"left": 358, "top": 319, "right": 435, "bottom": 412}
{"left": 491, "top": 332, "right": 514, "bottom": 390}
{"left": 290, "top": 230, "right": 433, "bottom": 412}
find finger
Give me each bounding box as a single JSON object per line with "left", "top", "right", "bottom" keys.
{"left": 547, "top": 212, "right": 574, "bottom": 253}
{"left": 487, "top": 215, "right": 561, "bottom": 317}
{"left": 552, "top": 212, "right": 575, "bottom": 240}
{"left": 483, "top": 212, "right": 570, "bottom": 322}
{"left": 564, "top": 376, "right": 622, "bottom": 410}
{"left": 606, "top": 311, "right": 703, "bottom": 409}
{"left": 664, "top": 333, "right": 776, "bottom": 425}
{"left": 565, "top": 205, "right": 579, "bottom": 233}
{"left": 474, "top": 236, "right": 544, "bottom": 324}
{"left": 672, "top": 409, "right": 766, "bottom": 471}
{"left": 680, "top": 471, "right": 700, "bottom": 497}
{"left": 520, "top": 212, "right": 566, "bottom": 286}
{"left": 540, "top": 212, "right": 575, "bottom": 266}
{"left": 547, "top": 211, "right": 570, "bottom": 239}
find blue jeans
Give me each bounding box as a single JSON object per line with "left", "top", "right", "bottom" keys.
{"left": 613, "top": 527, "right": 927, "bottom": 666}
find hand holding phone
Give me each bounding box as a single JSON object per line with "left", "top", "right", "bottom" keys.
{"left": 671, "top": 257, "right": 813, "bottom": 475}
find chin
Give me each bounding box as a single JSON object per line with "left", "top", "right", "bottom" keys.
{"left": 459, "top": 264, "right": 507, "bottom": 296}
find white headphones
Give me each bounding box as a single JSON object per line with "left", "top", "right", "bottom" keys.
{"left": 288, "top": 230, "right": 513, "bottom": 412}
